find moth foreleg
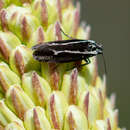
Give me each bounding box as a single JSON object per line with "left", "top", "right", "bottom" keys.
{"left": 75, "top": 58, "right": 91, "bottom": 69}
{"left": 84, "top": 58, "right": 91, "bottom": 65}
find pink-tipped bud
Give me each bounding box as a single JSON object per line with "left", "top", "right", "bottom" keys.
{"left": 9, "top": 45, "right": 40, "bottom": 76}
{"left": 5, "top": 84, "right": 35, "bottom": 120}
{"left": 62, "top": 68, "right": 87, "bottom": 105}
{"left": 47, "top": 91, "right": 68, "bottom": 129}
{"left": 22, "top": 71, "right": 51, "bottom": 107}
{"left": 28, "top": 26, "right": 45, "bottom": 48}
{"left": 24, "top": 107, "right": 51, "bottom": 130}
{"left": 64, "top": 105, "right": 88, "bottom": 130}
{"left": 56, "top": 0, "right": 62, "bottom": 23}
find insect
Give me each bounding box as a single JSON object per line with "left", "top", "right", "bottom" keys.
{"left": 32, "top": 29, "right": 105, "bottom": 71}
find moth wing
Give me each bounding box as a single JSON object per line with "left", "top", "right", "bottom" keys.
{"left": 32, "top": 43, "right": 46, "bottom": 50}
{"left": 32, "top": 41, "right": 61, "bottom": 50}
{"left": 32, "top": 39, "right": 82, "bottom": 50}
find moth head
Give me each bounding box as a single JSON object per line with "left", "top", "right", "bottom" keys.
{"left": 87, "top": 40, "right": 103, "bottom": 54}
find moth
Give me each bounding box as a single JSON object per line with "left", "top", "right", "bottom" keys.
{"left": 32, "top": 30, "right": 104, "bottom": 70}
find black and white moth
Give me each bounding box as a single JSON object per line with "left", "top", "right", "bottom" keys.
{"left": 32, "top": 39, "right": 103, "bottom": 66}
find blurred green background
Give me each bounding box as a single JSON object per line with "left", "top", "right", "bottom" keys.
{"left": 80, "top": 0, "right": 129, "bottom": 129}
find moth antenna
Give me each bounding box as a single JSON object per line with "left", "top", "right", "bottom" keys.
{"left": 102, "top": 53, "right": 107, "bottom": 75}
{"left": 60, "top": 28, "right": 73, "bottom": 39}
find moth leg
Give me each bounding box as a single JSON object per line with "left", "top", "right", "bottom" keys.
{"left": 66, "top": 59, "right": 91, "bottom": 71}
{"left": 84, "top": 58, "right": 91, "bottom": 65}
{"left": 75, "top": 58, "right": 91, "bottom": 69}
{"left": 60, "top": 28, "right": 73, "bottom": 39}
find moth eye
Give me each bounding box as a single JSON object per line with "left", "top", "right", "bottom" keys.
{"left": 88, "top": 43, "right": 97, "bottom": 51}
{"left": 88, "top": 44, "right": 93, "bottom": 49}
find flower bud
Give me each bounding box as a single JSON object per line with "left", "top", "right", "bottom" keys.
{"left": 88, "top": 85, "right": 106, "bottom": 120}
{"left": 64, "top": 105, "right": 88, "bottom": 130}
{"left": 92, "top": 118, "right": 121, "bottom": 130}
{"left": 76, "top": 26, "right": 87, "bottom": 39}
{"left": 27, "top": 26, "right": 45, "bottom": 48}
{"left": 0, "top": 31, "right": 21, "bottom": 62}
{"left": 60, "top": 0, "right": 72, "bottom": 9}
{"left": 104, "top": 99, "right": 119, "bottom": 130}
{"left": 32, "top": 0, "right": 48, "bottom": 28}
{"left": 5, "top": 84, "right": 35, "bottom": 120}
{"left": 91, "top": 120, "right": 107, "bottom": 130}
{"left": 61, "top": 68, "right": 87, "bottom": 105}
{"left": 85, "top": 25, "right": 91, "bottom": 40}
{"left": 32, "top": 0, "right": 61, "bottom": 28}
{"left": 0, "top": 100, "right": 23, "bottom": 126}
{"left": 46, "top": 91, "right": 68, "bottom": 129}
{"left": 5, "top": 121, "right": 25, "bottom": 130}
{"left": 71, "top": 2, "right": 80, "bottom": 37}
{"left": 0, "top": 62, "right": 20, "bottom": 93}
{"left": 76, "top": 24, "right": 91, "bottom": 40}
{"left": 80, "top": 57, "right": 98, "bottom": 85}
{"left": 78, "top": 88, "right": 104, "bottom": 128}
{"left": 42, "top": 61, "right": 65, "bottom": 90}
{"left": 9, "top": 45, "right": 40, "bottom": 76}
{"left": 45, "top": 21, "right": 62, "bottom": 41}
{"left": 22, "top": 71, "right": 51, "bottom": 107}
{"left": 0, "top": 5, "right": 40, "bottom": 43}
{"left": 24, "top": 106, "right": 51, "bottom": 130}
{"left": 96, "top": 75, "right": 106, "bottom": 100}
{"left": 62, "top": 2, "right": 80, "bottom": 38}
